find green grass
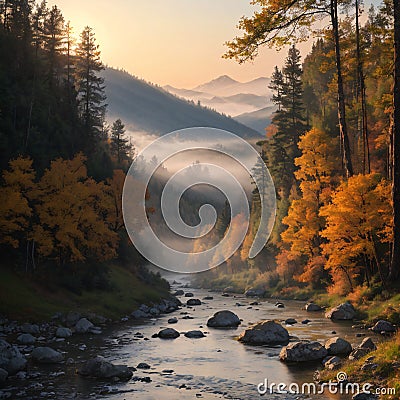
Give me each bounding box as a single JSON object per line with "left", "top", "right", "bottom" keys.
{"left": 0, "top": 265, "right": 170, "bottom": 321}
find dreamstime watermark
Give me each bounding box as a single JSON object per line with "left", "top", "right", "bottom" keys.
{"left": 257, "top": 372, "right": 396, "bottom": 396}
{"left": 122, "top": 127, "right": 276, "bottom": 273}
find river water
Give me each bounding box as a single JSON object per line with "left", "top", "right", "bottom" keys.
{"left": 4, "top": 276, "right": 377, "bottom": 400}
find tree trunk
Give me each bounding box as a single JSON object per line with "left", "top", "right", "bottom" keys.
{"left": 331, "top": 0, "right": 353, "bottom": 178}
{"left": 390, "top": 0, "right": 400, "bottom": 280}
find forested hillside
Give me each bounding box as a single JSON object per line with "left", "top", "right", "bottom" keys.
{"left": 198, "top": 0, "right": 400, "bottom": 305}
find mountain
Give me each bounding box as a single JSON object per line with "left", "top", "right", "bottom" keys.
{"left": 163, "top": 75, "right": 273, "bottom": 117}
{"left": 102, "top": 68, "right": 262, "bottom": 140}
{"left": 234, "top": 106, "right": 277, "bottom": 135}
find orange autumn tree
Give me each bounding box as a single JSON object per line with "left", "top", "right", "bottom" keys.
{"left": 278, "top": 128, "right": 340, "bottom": 287}
{"left": 32, "top": 154, "right": 119, "bottom": 265}
{"left": 0, "top": 157, "right": 35, "bottom": 248}
{"left": 320, "top": 173, "right": 392, "bottom": 295}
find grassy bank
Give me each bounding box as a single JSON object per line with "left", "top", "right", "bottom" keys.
{"left": 0, "top": 265, "right": 171, "bottom": 322}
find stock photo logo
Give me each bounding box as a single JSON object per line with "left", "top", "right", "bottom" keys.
{"left": 122, "top": 127, "right": 276, "bottom": 273}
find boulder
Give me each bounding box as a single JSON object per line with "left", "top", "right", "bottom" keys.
{"left": 75, "top": 318, "right": 94, "bottom": 333}
{"left": 223, "top": 287, "right": 235, "bottom": 294}
{"left": 149, "top": 307, "right": 160, "bottom": 316}
{"left": 203, "top": 296, "right": 213, "bottom": 300}
{"left": 184, "top": 293, "right": 194, "bottom": 297}
{"left": 20, "top": 323, "right": 40, "bottom": 335}
{"left": 325, "top": 337, "right": 352, "bottom": 355}
{"left": 79, "top": 356, "right": 133, "bottom": 380}
{"left": 131, "top": 310, "right": 149, "bottom": 319}
{"left": 137, "top": 362, "right": 150, "bottom": 369}
{"left": 184, "top": 330, "right": 205, "bottom": 338}
{"left": 305, "top": 303, "right": 323, "bottom": 312}
{"left": 187, "top": 299, "right": 201, "bottom": 306}
{"left": 31, "top": 347, "right": 63, "bottom": 364}
{"left": 0, "top": 368, "right": 7, "bottom": 384}
{"left": 239, "top": 320, "right": 289, "bottom": 345}
{"left": 280, "top": 341, "right": 328, "bottom": 362}
{"left": 244, "top": 288, "right": 265, "bottom": 297}
{"left": 55, "top": 327, "right": 72, "bottom": 339}
{"left": 17, "top": 334, "right": 36, "bottom": 345}
{"left": 275, "top": 302, "right": 285, "bottom": 308}
{"left": 359, "top": 337, "right": 377, "bottom": 351}
{"left": 325, "top": 302, "right": 356, "bottom": 320}
{"left": 64, "top": 311, "right": 81, "bottom": 327}
{"left": 324, "top": 356, "right": 342, "bottom": 370}
{"left": 207, "top": 310, "right": 241, "bottom": 328}
{"left": 0, "top": 339, "right": 27, "bottom": 375}
{"left": 158, "top": 328, "right": 180, "bottom": 339}
{"left": 139, "top": 304, "right": 150, "bottom": 313}
{"left": 302, "top": 319, "right": 311, "bottom": 324}
{"left": 173, "top": 290, "right": 184, "bottom": 296}
{"left": 285, "top": 318, "right": 297, "bottom": 325}
{"left": 348, "top": 348, "right": 370, "bottom": 361}
{"left": 371, "top": 320, "right": 396, "bottom": 334}
{"left": 167, "top": 317, "right": 178, "bottom": 324}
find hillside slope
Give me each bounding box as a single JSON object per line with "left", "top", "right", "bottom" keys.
{"left": 103, "top": 68, "right": 262, "bottom": 139}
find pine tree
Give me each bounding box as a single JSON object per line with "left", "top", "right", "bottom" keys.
{"left": 269, "top": 66, "right": 284, "bottom": 111}
{"left": 75, "top": 26, "right": 106, "bottom": 149}
{"left": 110, "top": 119, "right": 133, "bottom": 165}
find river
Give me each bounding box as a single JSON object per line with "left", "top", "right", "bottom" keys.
{"left": 5, "top": 276, "right": 376, "bottom": 400}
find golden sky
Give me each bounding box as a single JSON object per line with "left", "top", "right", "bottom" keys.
{"left": 46, "top": 0, "right": 376, "bottom": 88}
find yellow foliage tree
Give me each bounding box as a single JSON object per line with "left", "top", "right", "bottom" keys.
{"left": 278, "top": 128, "right": 339, "bottom": 285}
{"left": 320, "top": 173, "right": 392, "bottom": 295}
{"left": 32, "top": 154, "right": 119, "bottom": 264}
{"left": 0, "top": 157, "right": 35, "bottom": 248}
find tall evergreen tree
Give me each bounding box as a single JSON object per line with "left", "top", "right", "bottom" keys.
{"left": 75, "top": 26, "right": 106, "bottom": 150}
{"left": 110, "top": 119, "right": 133, "bottom": 165}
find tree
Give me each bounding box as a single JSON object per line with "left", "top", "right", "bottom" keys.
{"left": 224, "top": 0, "right": 354, "bottom": 177}
{"left": 110, "top": 119, "right": 133, "bottom": 165}
{"left": 269, "top": 66, "right": 285, "bottom": 111}
{"left": 390, "top": 0, "right": 400, "bottom": 280}
{"left": 75, "top": 26, "right": 106, "bottom": 149}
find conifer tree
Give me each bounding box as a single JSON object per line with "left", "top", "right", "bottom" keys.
{"left": 110, "top": 119, "right": 133, "bottom": 165}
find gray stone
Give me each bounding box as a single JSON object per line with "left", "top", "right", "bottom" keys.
{"left": 20, "top": 323, "right": 39, "bottom": 335}
{"left": 64, "top": 312, "right": 81, "bottom": 327}
{"left": 79, "top": 356, "right": 133, "bottom": 380}
{"left": 324, "top": 356, "right": 342, "bottom": 370}
{"left": 325, "top": 302, "right": 356, "bottom": 320}
{"left": 349, "top": 348, "right": 370, "bottom": 361}
{"left": 244, "top": 288, "right": 266, "bottom": 297}
{"left": 168, "top": 317, "right": 178, "bottom": 324}
{"left": 371, "top": 320, "right": 396, "bottom": 334}
{"left": 0, "top": 368, "right": 7, "bottom": 384}
{"left": 173, "top": 290, "right": 184, "bottom": 296}
{"left": 131, "top": 310, "right": 149, "bottom": 319}
{"left": 325, "top": 337, "right": 352, "bottom": 355}
{"left": 184, "top": 330, "right": 205, "bottom": 338}
{"left": 359, "top": 337, "right": 377, "bottom": 351}
{"left": 239, "top": 320, "right": 289, "bottom": 345}
{"left": 17, "top": 334, "right": 36, "bottom": 345}
{"left": 137, "top": 362, "right": 150, "bottom": 369}
{"left": 149, "top": 307, "right": 160, "bottom": 316}
{"left": 184, "top": 292, "right": 194, "bottom": 297}
{"left": 187, "top": 299, "right": 201, "bottom": 306}
{"left": 361, "top": 362, "right": 378, "bottom": 371}
{"left": 55, "top": 327, "right": 72, "bottom": 339}
{"left": 305, "top": 303, "right": 323, "bottom": 312}
{"left": 207, "top": 310, "right": 241, "bottom": 328}
{"left": 31, "top": 347, "right": 63, "bottom": 364}
{"left": 285, "top": 318, "right": 297, "bottom": 325}
{"left": 158, "top": 328, "right": 180, "bottom": 339}
{"left": 223, "top": 287, "right": 235, "bottom": 294}
{"left": 280, "top": 341, "right": 328, "bottom": 362}
{"left": 75, "top": 318, "right": 94, "bottom": 333}
{"left": 0, "top": 339, "right": 27, "bottom": 375}
{"left": 275, "top": 302, "right": 285, "bottom": 308}
{"left": 139, "top": 304, "right": 150, "bottom": 313}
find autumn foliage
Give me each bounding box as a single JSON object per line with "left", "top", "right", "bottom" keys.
{"left": 0, "top": 154, "right": 126, "bottom": 266}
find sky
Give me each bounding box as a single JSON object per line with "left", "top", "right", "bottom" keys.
{"left": 47, "top": 0, "right": 379, "bottom": 88}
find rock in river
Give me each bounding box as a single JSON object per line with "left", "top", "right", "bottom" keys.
{"left": 20, "top": 323, "right": 40, "bottom": 335}
{"left": 31, "top": 347, "right": 63, "bottom": 364}
{"left": 17, "top": 333, "right": 36, "bottom": 345}
{"left": 305, "top": 302, "right": 323, "bottom": 312}
{"left": 324, "top": 337, "right": 352, "bottom": 355}
{"left": 280, "top": 341, "right": 328, "bottom": 362}
{"left": 168, "top": 317, "right": 178, "bottom": 324}
{"left": 239, "top": 320, "right": 289, "bottom": 345}
{"left": 0, "top": 339, "right": 27, "bottom": 375}
{"left": 325, "top": 302, "right": 356, "bottom": 320}
{"left": 184, "top": 330, "right": 205, "bottom": 338}
{"left": 207, "top": 310, "right": 240, "bottom": 328}
{"left": 158, "top": 328, "right": 180, "bottom": 339}
{"left": 244, "top": 288, "right": 265, "bottom": 297}
{"left": 187, "top": 299, "right": 201, "bottom": 306}
{"left": 79, "top": 356, "right": 133, "bottom": 380}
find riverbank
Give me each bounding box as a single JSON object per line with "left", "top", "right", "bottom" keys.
{"left": 0, "top": 264, "right": 170, "bottom": 321}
